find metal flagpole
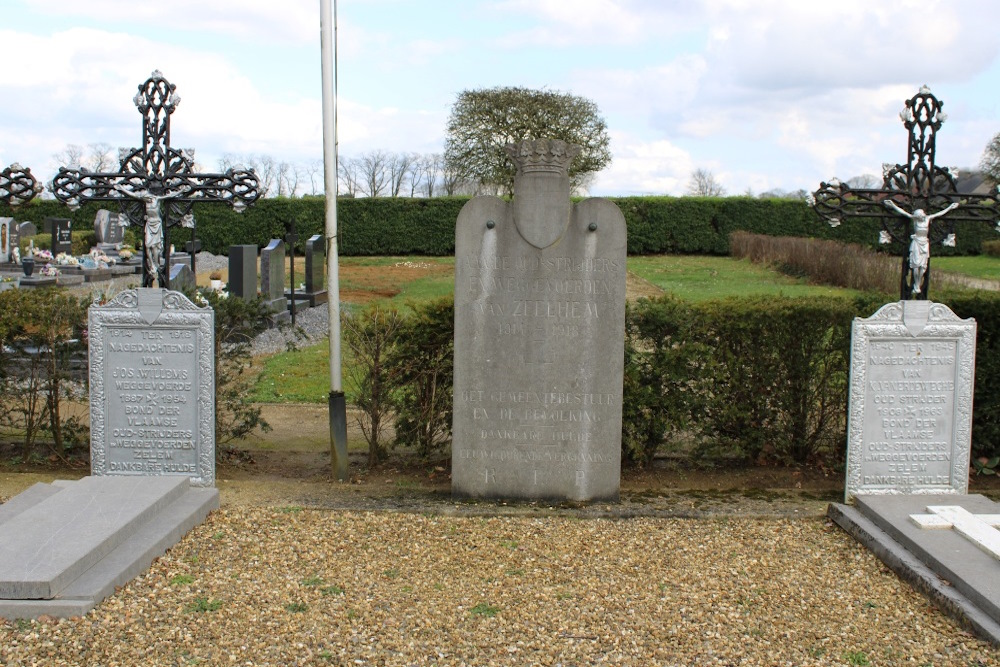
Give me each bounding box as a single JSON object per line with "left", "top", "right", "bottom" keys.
{"left": 321, "top": 0, "right": 348, "bottom": 480}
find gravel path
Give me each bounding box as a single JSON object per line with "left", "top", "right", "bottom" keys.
{"left": 0, "top": 506, "right": 996, "bottom": 666}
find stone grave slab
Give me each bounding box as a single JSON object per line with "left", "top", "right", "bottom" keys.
{"left": 452, "top": 139, "right": 627, "bottom": 501}
{"left": 0, "top": 476, "right": 218, "bottom": 619}
{"left": 82, "top": 267, "right": 113, "bottom": 283}
{"left": 845, "top": 300, "right": 976, "bottom": 502}
{"left": 88, "top": 288, "right": 215, "bottom": 486}
{"left": 18, "top": 275, "right": 57, "bottom": 288}
{"left": 56, "top": 274, "right": 85, "bottom": 287}
{"left": 228, "top": 244, "right": 258, "bottom": 301}
{"left": 829, "top": 494, "right": 1000, "bottom": 645}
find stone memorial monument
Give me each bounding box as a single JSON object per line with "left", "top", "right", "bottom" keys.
{"left": 260, "top": 238, "right": 288, "bottom": 317}
{"left": 844, "top": 300, "right": 975, "bottom": 502}
{"left": 48, "top": 217, "right": 73, "bottom": 256}
{"left": 228, "top": 244, "right": 258, "bottom": 301}
{"left": 0, "top": 217, "right": 12, "bottom": 262}
{"left": 451, "top": 139, "right": 627, "bottom": 501}
{"left": 819, "top": 87, "right": 1000, "bottom": 645}
{"left": 88, "top": 288, "right": 216, "bottom": 486}
{"left": 302, "top": 234, "right": 328, "bottom": 307}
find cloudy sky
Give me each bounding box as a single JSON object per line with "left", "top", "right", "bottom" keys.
{"left": 2, "top": 0, "right": 999, "bottom": 197}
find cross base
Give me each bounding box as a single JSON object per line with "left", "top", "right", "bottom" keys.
{"left": 910, "top": 505, "right": 1000, "bottom": 561}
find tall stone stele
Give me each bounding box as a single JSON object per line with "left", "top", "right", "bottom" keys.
{"left": 452, "top": 139, "right": 627, "bottom": 501}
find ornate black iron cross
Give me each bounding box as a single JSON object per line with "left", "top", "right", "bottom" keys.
{"left": 51, "top": 70, "right": 261, "bottom": 288}
{"left": 0, "top": 163, "right": 42, "bottom": 207}
{"left": 809, "top": 86, "right": 999, "bottom": 300}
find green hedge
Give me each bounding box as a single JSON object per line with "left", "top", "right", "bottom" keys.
{"left": 5, "top": 196, "right": 996, "bottom": 257}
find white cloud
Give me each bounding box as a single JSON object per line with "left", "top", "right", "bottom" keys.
{"left": 593, "top": 134, "right": 694, "bottom": 196}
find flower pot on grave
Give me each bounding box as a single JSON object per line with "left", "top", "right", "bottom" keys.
{"left": 21, "top": 257, "right": 34, "bottom": 277}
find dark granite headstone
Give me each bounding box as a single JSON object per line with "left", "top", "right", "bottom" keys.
{"left": 451, "top": 139, "right": 627, "bottom": 502}
{"left": 94, "top": 210, "right": 125, "bottom": 245}
{"left": 48, "top": 218, "right": 73, "bottom": 255}
{"left": 17, "top": 221, "right": 36, "bottom": 239}
{"left": 87, "top": 288, "right": 215, "bottom": 486}
{"left": 302, "top": 234, "right": 328, "bottom": 306}
{"left": 260, "top": 239, "right": 287, "bottom": 313}
{"left": 228, "top": 245, "right": 258, "bottom": 302}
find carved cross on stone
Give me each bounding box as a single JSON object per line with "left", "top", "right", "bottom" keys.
{"left": 809, "top": 86, "right": 1000, "bottom": 300}
{"left": 51, "top": 71, "right": 261, "bottom": 288}
{"left": 910, "top": 505, "right": 1000, "bottom": 561}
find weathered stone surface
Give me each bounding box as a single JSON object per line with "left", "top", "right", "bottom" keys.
{"left": 452, "top": 139, "right": 626, "bottom": 502}
{"left": 88, "top": 288, "right": 215, "bottom": 486}
{"left": 845, "top": 300, "right": 976, "bottom": 502}
{"left": 168, "top": 262, "right": 195, "bottom": 292}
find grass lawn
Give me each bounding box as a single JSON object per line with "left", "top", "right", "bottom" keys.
{"left": 627, "top": 255, "right": 861, "bottom": 301}
{"left": 934, "top": 255, "right": 1000, "bottom": 281}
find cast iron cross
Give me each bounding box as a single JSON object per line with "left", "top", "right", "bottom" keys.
{"left": 809, "top": 86, "right": 1000, "bottom": 300}
{"left": 51, "top": 70, "right": 261, "bottom": 288}
{"left": 0, "top": 163, "right": 42, "bottom": 208}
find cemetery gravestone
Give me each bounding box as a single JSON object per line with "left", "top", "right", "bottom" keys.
{"left": 844, "top": 300, "right": 976, "bottom": 502}
{"left": 7, "top": 222, "right": 19, "bottom": 263}
{"left": 260, "top": 239, "right": 288, "bottom": 315}
{"left": 17, "top": 220, "right": 36, "bottom": 240}
{"left": 94, "top": 209, "right": 125, "bottom": 246}
{"left": 48, "top": 217, "right": 73, "bottom": 256}
{"left": 303, "top": 234, "right": 328, "bottom": 306}
{"left": 229, "top": 244, "right": 258, "bottom": 301}
{"left": 452, "top": 139, "right": 627, "bottom": 501}
{"left": 0, "top": 217, "right": 11, "bottom": 261}
{"left": 88, "top": 288, "right": 215, "bottom": 486}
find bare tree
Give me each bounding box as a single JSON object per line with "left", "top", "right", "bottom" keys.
{"left": 846, "top": 174, "right": 880, "bottom": 189}
{"left": 357, "top": 150, "right": 391, "bottom": 198}
{"left": 338, "top": 156, "right": 360, "bottom": 197}
{"left": 53, "top": 142, "right": 116, "bottom": 171}
{"left": 419, "top": 154, "right": 442, "bottom": 197}
{"left": 305, "top": 159, "right": 324, "bottom": 196}
{"left": 275, "top": 161, "right": 301, "bottom": 197}
{"left": 686, "top": 168, "right": 726, "bottom": 196}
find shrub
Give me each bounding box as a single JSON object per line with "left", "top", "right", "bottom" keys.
{"left": 0, "top": 288, "right": 89, "bottom": 460}
{"left": 342, "top": 303, "right": 405, "bottom": 465}
{"left": 983, "top": 239, "right": 1000, "bottom": 257}
{"left": 387, "top": 297, "right": 454, "bottom": 458}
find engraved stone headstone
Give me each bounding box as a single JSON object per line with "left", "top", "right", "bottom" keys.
{"left": 0, "top": 217, "right": 11, "bottom": 261}
{"left": 88, "top": 288, "right": 215, "bottom": 486}
{"left": 48, "top": 217, "right": 73, "bottom": 255}
{"left": 8, "top": 221, "right": 20, "bottom": 262}
{"left": 260, "top": 238, "right": 287, "bottom": 313}
{"left": 94, "top": 209, "right": 124, "bottom": 245}
{"left": 303, "top": 234, "right": 328, "bottom": 306}
{"left": 452, "top": 139, "right": 627, "bottom": 501}
{"left": 845, "top": 300, "right": 976, "bottom": 502}
{"left": 228, "top": 244, "right": 258, "bottom": 301}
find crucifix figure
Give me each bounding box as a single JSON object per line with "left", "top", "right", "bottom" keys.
{"left": 809, "top": 86, "right": 1000, "bottom": 300}
{"left": 114, "top": 183, "right": 193, "bottom": 284}
{"left": 51, "top": 70, "right": 260, "bottom": 288}
{"left": 883, "top": 200, "right": 960, "bottom": 295}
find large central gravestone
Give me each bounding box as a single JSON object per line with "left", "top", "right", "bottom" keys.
{"left": 451, "top": 139, "right": 627, "bottom": 501}
{"left": 845, "top": 300, "right": 976, "bottom": 501}
{"left": 88, "top": 288, "right": 215, "bottom": 486}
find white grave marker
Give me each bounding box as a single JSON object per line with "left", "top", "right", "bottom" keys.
{"left": 910, "top": 505, "right": 1000, "bottom": 561}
